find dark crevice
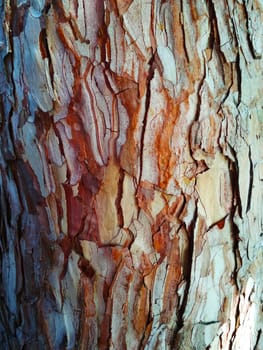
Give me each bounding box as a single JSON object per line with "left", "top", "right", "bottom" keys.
{"left": 217, "top": 62, "right": 234, "bottom": 114}
{"left": 254, "top": 329, "right": 262, "bottom": 349}
{"left": 206, "top": 0, "right": 226, "bottom": 72}
{"left": 199, "top": 320, "right": 220, "bottom": 325}
{"left": 6, "top": 107, "right": 16, "bottom": 161}
{"left": 172, "top": 203, "right": 198, "bottom": 347}
{"left": 0, "top": 95, "right": 4, "bottom": 132}
{"left": 43, "top": 1, "right": 52, "bottom": 15}
{"left": 228, "top": 145, "right": 243, "bottom": 218}
{"left": 39, "top": 28, "right": 49, "bottom": 61}
{"left": 229, "top": 296, "right": 241, "bottom": 350}
{"left": 236, "top": 51, "right": 242, "bottom": 106}
{"left": 246, "top": 146, "right": 253, "bottom": 213}
{"left": 206, "top": 0, "right": 216, "bottom": 51}
{"left": 193, "top": 56, "right": 206, "bottom": 122}
{"left": 10, "top": 2, "right": 29, "bottom": 37}
{"left": 115, "top": 167, "right": 124, "bottom": 229}
{"left": 228, "top": 155, "right": 242, "bottom": 348}
{"left": 137, "top": 53, "right": 156, "bottom": 187}
{"left": 180, "top": 1, "right": 190, "bottom": 63}
{"left": 229, "top": 203, "right": 242, "bottom": 284}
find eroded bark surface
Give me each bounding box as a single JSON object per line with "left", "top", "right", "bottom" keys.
{"left": 0, "top": 1, "right": 262, "bottom": 349}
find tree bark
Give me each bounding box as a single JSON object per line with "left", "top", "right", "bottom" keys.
{"left": 0, "top": 1, "right": 262, "bottom": 349}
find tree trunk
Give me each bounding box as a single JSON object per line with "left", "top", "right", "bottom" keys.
{"left": 0, "top": 1, "right": 262, "bottom": 349}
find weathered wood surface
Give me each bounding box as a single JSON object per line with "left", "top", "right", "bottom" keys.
{"left": 0, "top": 1, "right": 262, "bottom": 349}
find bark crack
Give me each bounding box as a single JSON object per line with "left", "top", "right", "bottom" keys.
{"left": 172, "top": 203, "right": 198, "bottom": 347}
{"left": 246, "top": 145, "right": 253, "bottom": 214}
{"left": 137, "top": 53, "right": 156, "bottom": 186}
{"left": 179, "top": 1, "right": 190, "bottom": 63}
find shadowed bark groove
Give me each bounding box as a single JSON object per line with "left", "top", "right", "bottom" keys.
{"left": 0, "top": 1, "right": 262, "bottom": 349}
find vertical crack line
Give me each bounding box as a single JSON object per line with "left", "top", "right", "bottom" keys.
{"left": 172, "top": 204, "right": 198, "bottom": 347}
{"left": 254, "top": 329, "right": 262, "bottom": 350}
{"left": 193, "top": 56, "right": 206, "bottom": 122}
{"left": 228, "top": 145, "right": 243, "bottom": 218}
{"left": 246, "top": 145, "right": 253, "bottom": 214}
{"left": 229, "top": 155, "right": 243, "bottom": 290}
{"left": 229, "top": 295, "right": 241, "bottom": 350}
{"left": 206, "top": 0, "right": 216, "bottom": 51}
{"left": 180, "top": 0, "right": 189, "bottom": 63}
{"left": 236, "top": 51, "right": 242, "bottom": 106}
{"left": 115, "top": 167, "right": 124, "bottom": 229}
{"left": 40, "top": 28, "right": 56, "bottom": 109}
{"left": 137, "top": 54, "right": 155, "bottom": 187}
{"left": 206, "top": 0, "right": 226, "bottom": 72}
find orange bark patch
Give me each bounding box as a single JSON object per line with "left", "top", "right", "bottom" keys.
{"left": 156, "top": 94, "right": 180, "bottom": 189}
{"left": 153, "top": 223, "right": 171, "bottom": 259}
{"left": 133, "top": 283, "right": 149, "bottom": 334}
{"left": 115, "top": 74, "right": 141, "bottom": 175}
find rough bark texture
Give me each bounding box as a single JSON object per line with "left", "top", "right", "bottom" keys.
{"left": 0, "top": 1, "right": 262, "bottom": 349}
